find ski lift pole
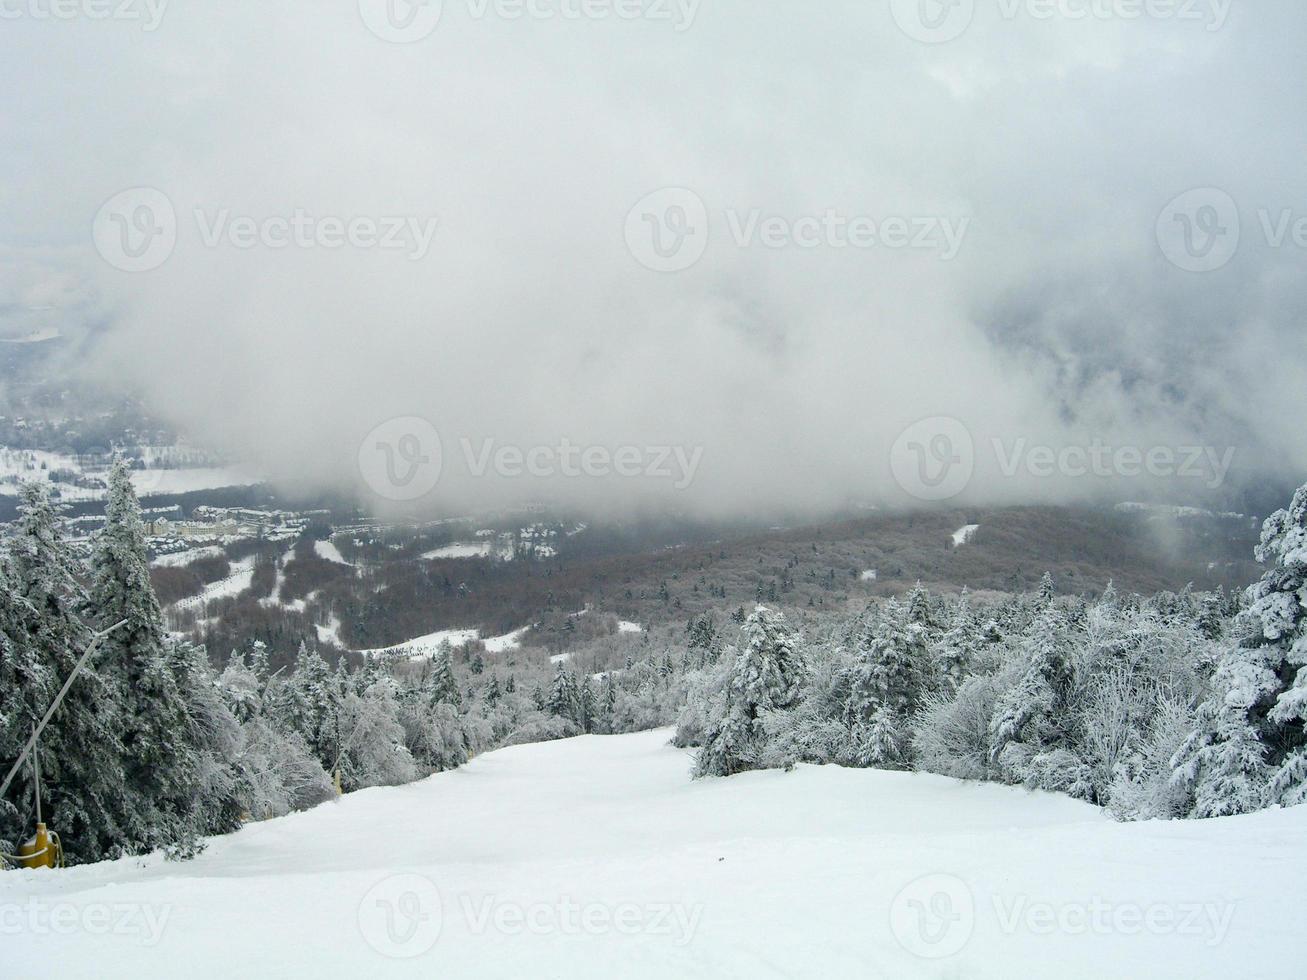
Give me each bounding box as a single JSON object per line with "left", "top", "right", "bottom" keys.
{"left": 0, "top": 619, "right": 128, "bottom": 803}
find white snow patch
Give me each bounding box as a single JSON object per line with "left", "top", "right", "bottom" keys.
{"left": 315, "top": 615, "right": 342, "bottom": 647}
{"left": 549, "top": 651, "right": 573, "bottom": 664}
{"left": 483, "top": 626, "right": 531, "bottom": 653}
{"left": 313, "top": 539, "right": 350, "bottom": 564}
{"left": 952, "top": 524, "right": 980, "bottom": 547}
{"left": 421, "top": 542, "right": 492, "bottom": 560}
{"left": 618, "top": 620, "right": 644, "bottom": 633}
{"left": 0, "top": 326, "right": 61, "bottom": 343}
{"left": 169, "top": 556, "right": 256, "bottom": 612}
{"left": 151, "top": 546, "right": 225, "bottom": 568}
{"left": 860, "top": 569, "right": 878, "bottom": 581}
{"left": 5, "top": 729, "right": 1303, "bottom": 978}
{"left": 360, "top": 628, "right": 480, "bottom": 659}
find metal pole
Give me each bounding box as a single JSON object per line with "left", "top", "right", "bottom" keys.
{"left": 0, "top": 620, "right": 128, "bottom": 802}
{"left": 32, "top": 724, "right": 41, "bottom": 827}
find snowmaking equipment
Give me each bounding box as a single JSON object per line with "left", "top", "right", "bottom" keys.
{"left": 0, "top": 620, "right": 127, "bottom": 871}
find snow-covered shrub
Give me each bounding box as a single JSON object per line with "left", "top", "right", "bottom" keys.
{"left": 914, "top": 671, "right": 1012, "bottom": 781}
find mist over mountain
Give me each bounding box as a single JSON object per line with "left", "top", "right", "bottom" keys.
{"left": 2, "top": 1, "right": 1304, "bottom": 518}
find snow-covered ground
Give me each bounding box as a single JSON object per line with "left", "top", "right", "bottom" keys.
{"left": 150, "top": 546, "right": 226, "bottom": 568}
{"left": 314, "top": 540, "right": 351, "bottom": 565}
{"left": 483, "top": 626, "right": 531, "bottom": 653}
{"left": 952, "top": 524, "right": 980, "bottom": 547}
{"left": 359, "top": 624, "right": 531, "bottom": 660}
{"left": 0, "top": 448, "right": 262, "bottom": 500}
{"left": 2, "top": 729, "right": 1301, "bottom": 979}
{"left": 617, "top": 620, "right": 644, "bottom": 633}
{"left": 168, "top": 556, "right": 257, "bottom": 613}
{"left": 421, "top": 542, "right": 493, "bottom": 560}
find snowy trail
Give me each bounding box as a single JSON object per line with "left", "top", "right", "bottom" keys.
{"left": 2, "top": 729, "right": 1303, "bottom": 978}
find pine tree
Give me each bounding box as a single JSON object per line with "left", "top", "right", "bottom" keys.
{"left": 693, "top": 607, "right": 806, "bottom": 777}
{"left": 288, "top": 641, "right": 335, "bottom": 766}
{"left": 1173, "top": 483, "right": 1307, "bottom": 813}
{"left": 87, "top": 456, "right": 201, "bottom": 854}
{"left": 547, "top": 663, "right": 580, "bottom": 725}
{"left": 170, "top": 639, "right": 243, "bottom": 837}
{"left": 0, "top": 557, "right": 51, "bottom": 857}
{"left": 427, "top": 645, "right": 461, "bottom": 707}
{"left": 988, "top": 608, "right": 1092, "bottom": 799}
{"left": 8, "top": 483, "right": 127, "bottom": 862}
{"left": 844, "top": 600, "right": 934, "bottom": 769}
{"left": 579, "top": 680, "right": 597, "bottom": 734}
{"left": 1171, "top": 647, "right": 1275, "bottom": 817}
{"left": 936, "top": 590, "right": 979, "bottom": 691}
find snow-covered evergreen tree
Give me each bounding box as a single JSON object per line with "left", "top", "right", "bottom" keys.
{"left": 0, "top": 556, "right": 49, "bottom": 857}
{"left": 989, "top": 607, "right": 1093, "bottom": 799}
{"left": 1171, "top": 483, "right": 1307, "bottom": 815}
{"left": 843, "top": 600, "right": 934, "bottom": 769}
{"left": 693, "top": 607, "right": 805, "bottom": 778}
{"left": 8, "top": 483, "right": 127, "bottom": 863}
{"left": 427, "top": 644, "right": 462, "bottom": 707}
{"left": 87, "top": 456, "right": 201, "bottom": 855}
{"left": 1171, "top": 646, "right": 1276, "bottom": 817}
{"left": 547, "top": 663, "right": 581, "bottom": 729}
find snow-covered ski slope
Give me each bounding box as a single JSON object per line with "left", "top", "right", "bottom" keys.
{"left": 4, "top": 729, "right": 1303, "bottom": 978}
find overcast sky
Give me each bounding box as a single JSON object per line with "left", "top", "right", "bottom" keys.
{"left": 1, "top": 0, "right": 1303, "bottom": 516}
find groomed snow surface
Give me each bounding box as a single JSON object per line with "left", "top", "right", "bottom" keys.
{"left": 3, "top": 729, "right": 1303, "bottom": 979}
